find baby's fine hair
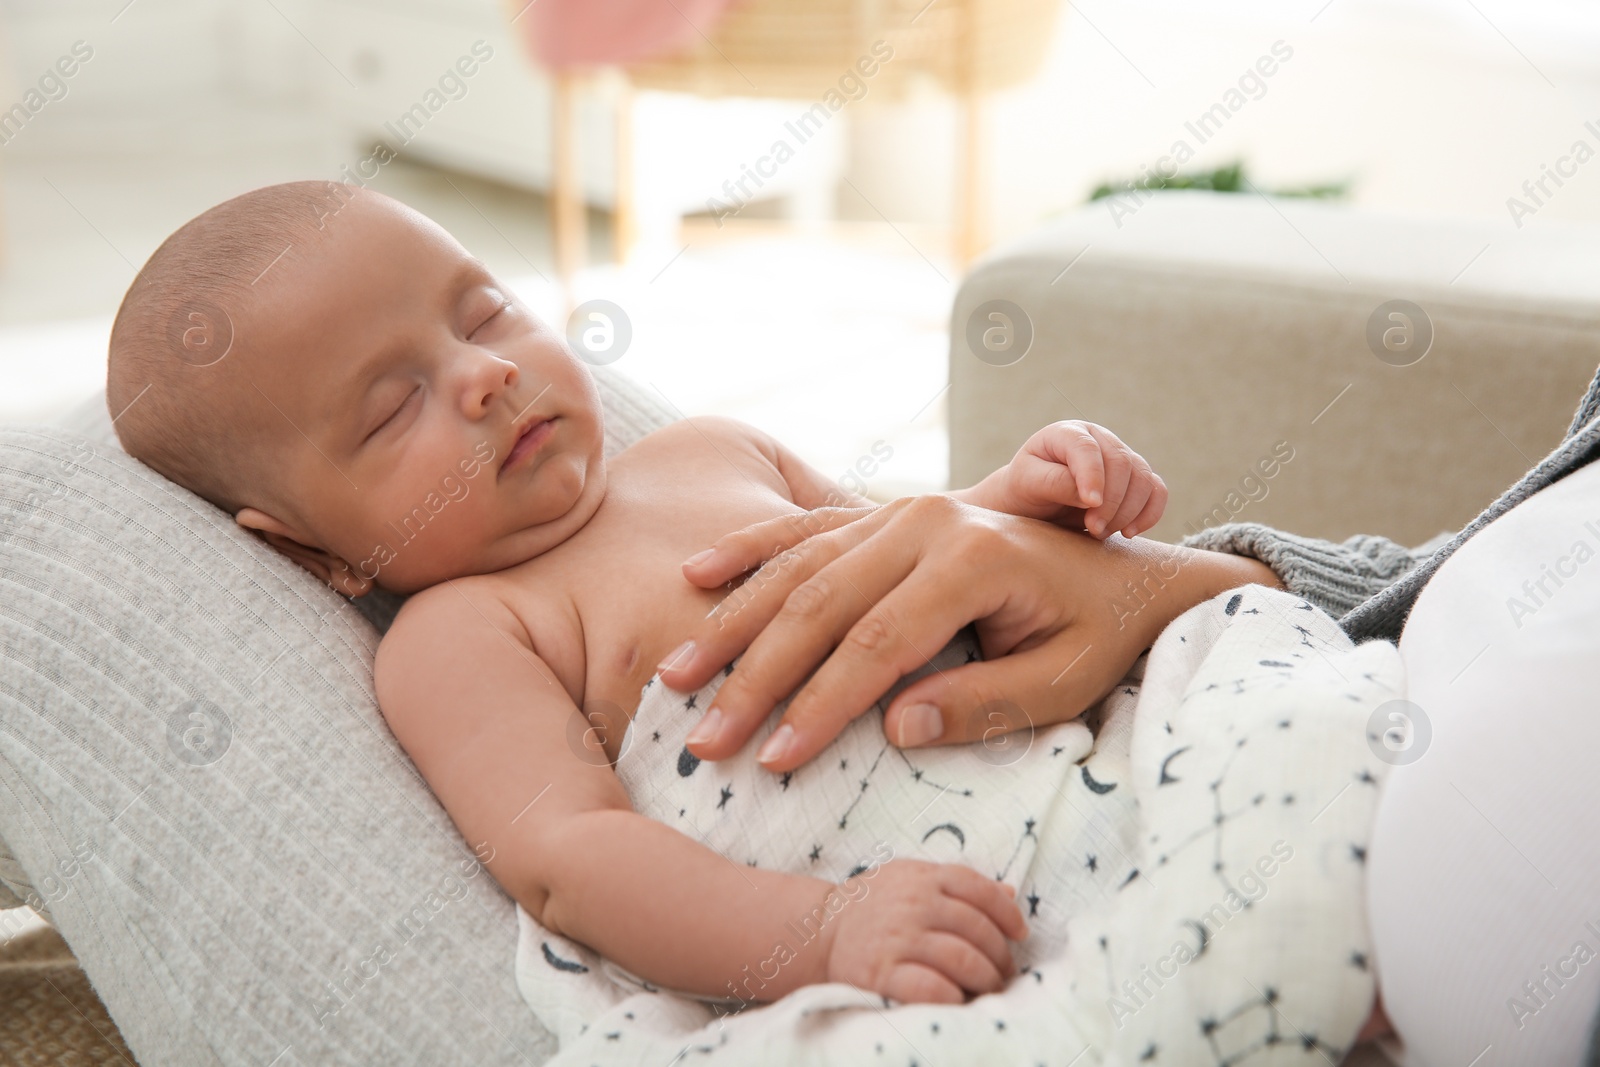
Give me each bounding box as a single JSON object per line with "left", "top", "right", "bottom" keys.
{"left": 107, "top": 180, "right": 362, "bottom": 516}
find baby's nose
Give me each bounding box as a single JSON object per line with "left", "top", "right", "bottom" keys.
{"left": 498, "top": 361, "right": 518, "bottom": 391}
{"left": 470, "top": 359, "right": 518, "bottom": 413}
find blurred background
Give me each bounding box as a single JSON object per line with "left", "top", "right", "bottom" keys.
{"left": 1, "top": 0, "right": 1599, "bottom": 499}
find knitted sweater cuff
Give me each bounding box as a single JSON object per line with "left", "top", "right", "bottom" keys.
{"left": 1178, "top": 522, "right": 1447, "bottom": 620}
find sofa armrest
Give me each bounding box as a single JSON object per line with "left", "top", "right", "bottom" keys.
{"left": 949, "top": 192, "right": 1600, "bottom": 545}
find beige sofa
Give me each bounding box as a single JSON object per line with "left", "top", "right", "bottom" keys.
{"left": 949, "top": 191, "right": 1600, "bottom": 548}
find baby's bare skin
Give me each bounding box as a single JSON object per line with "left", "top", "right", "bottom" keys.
{"left": 459, "top": 415, "right": 827, "bottom": 765}
{"left": 198, "top": 187, "right": 1171, "bottom": 1009}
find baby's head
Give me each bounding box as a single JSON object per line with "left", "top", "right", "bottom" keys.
{"left": 107, "top": 182, "right": 607, "bottom": 596}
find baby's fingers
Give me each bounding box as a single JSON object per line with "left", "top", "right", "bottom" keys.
{"left": 1105, "top": 477, "right": 1154, "bottom": 540}
{"left": 1080, "top": 444, "right": 1133, "bottom": 537}
{"left": 1030, "top": 422, "right": 1104, "bottom": 507}
{"left": 912, "top": 932, "right": 1007, "bottom": 997}
{"left": 680, "top": 507, "right": 877, "bottom": 588}
{"left": 934, "top": 897, "right": 1018, "bottom": 979}
{"left": 1123, "top": 472, "right": 1168, "bottom": 538}
{"left": 881, "top": 961, "right": 965, "bottom": 1005}
{"left": 941, "top": 867, "right": 1029, "bottom": 942}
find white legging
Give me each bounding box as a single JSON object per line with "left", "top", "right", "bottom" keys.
{"left": 1367, "top": 459, "right": 1600, "bottom": 1066}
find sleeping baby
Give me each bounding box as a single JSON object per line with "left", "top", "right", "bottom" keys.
{"left": 104, "top": 183, "right": 1172, "bottom": 1012}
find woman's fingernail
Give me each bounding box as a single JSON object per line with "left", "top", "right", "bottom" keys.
{"left": 686, "top": 708, "right": 722, "bottom": 747}
{"left": 683, "top": 548, "right": 714, "bottom": 568}
{"left": 896, "top": 703, "right": 943, "bottom": 747}
{"left": 757, "top": 724, "right": 794, "bottom": 765}
{"left": 658, "top": 640, "right": 695, "bottom": 673}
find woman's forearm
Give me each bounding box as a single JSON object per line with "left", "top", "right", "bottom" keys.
{"left": 1181, "top": 523, "right": 1434, "bottom": 621}
{"left": 1190, "top": 545, "right": 1286, "bottom": 595}
{"left": 1093, "top": 537, "right": 1286, "bottom": 652}
{"left": 536, "top": 808, "right": 848, "bottom": 1003}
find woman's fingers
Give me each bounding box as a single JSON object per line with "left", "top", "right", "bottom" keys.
{"left": 680, "top": 507, "right": 878, "bottom": 589}
{"left": 704, "top": 507, "right": 961, "bottom": 768}
{"left": 695, "top": 550, "right": 917, "bottom": 764}
{"left": 672, "top": 505, "right": 930, "bottom": 762}
{"left": 664, "top": 506, "right": 895, "bottom": 695}
{"left": 881, "top": 641, "right": 1124, "bottom": 768}
{"left": 734, "top": 504, "right": 1021, "bottom": 772}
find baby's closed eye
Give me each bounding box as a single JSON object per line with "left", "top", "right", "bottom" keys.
{"left": 366, "top": 386, "right": 419, "bottom": 442}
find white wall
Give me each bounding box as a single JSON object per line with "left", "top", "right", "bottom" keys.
{"left": 845, "top": 0, "right": 1600, "bottom": 244}
{"left": 0, "top": 0, "right": 310, "bottom": 150}
{"left": 7, "top": 0, "right": 1598, "bottom": 252}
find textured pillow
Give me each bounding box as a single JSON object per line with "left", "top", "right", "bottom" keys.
{"left": 0, "top": 367, "right": 675, "bottom": 1066}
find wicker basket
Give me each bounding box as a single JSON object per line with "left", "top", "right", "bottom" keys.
{"left": 627, "top": 0, "right": 1061, "bottom": 99}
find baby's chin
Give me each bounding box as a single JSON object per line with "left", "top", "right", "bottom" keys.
{"left": 372, "top": 454, "right": 607, "bottom": 592}
{"left": 374, "top": 528, "right": 556, "bottom": 593}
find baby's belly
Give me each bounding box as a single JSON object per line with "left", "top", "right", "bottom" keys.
{"left": 611, "top": 627, "right": 1102, "bottom": 968}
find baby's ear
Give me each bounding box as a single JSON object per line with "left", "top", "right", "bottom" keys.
{"left": 234, "top": 507, "right": 373, "bottom": 598}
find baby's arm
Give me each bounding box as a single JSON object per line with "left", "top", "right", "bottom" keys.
{"left": 726, "top": 415, "right": 1162, "bottom": 538}
{"left": 374, "top": 583, "right": 1024, "bottom": 1004}
{"left": 951, "top": 420, "right": 1168, "bottom": 539}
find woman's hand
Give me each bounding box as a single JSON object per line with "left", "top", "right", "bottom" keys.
{"left": 660, "top": 494, "right": 1281, "bottom": 772}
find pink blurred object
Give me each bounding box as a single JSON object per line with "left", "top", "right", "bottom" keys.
{"left": 511, "top": 0, "right": 739, "bottom": 68}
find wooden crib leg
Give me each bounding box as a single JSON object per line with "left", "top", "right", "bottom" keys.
{"left": 612, "top": 76, "right": 635, "bottom": 266}
{"left": 551, "top": 70, "right": 585, "bottom": 307}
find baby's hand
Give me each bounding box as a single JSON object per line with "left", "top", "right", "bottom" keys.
{"left": 985, "top": 420, "right": 1167, "bottom": 538}
{"left": 822, "top": 860, "right": 1027, "bottom": 1005}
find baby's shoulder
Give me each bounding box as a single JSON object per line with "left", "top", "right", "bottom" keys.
{"left": 376, "top": 575, "right": 529, "bottom": 673}
{"left": 632, "top": 415, "right": 776, "bottom": 470}
{"left": 650, "top": 413, "right": 762, "bottom": 447}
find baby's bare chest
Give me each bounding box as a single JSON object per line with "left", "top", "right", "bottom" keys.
{"left": 490, "top": 427, "right": 805, "bottom": 721}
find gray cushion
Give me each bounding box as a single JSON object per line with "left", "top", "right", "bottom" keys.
{"left": 0, "top": 367, "right": 675, "bottom": 1065}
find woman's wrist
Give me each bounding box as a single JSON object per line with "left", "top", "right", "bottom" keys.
{"left": 1209, "top": 550, "right": 1286, "bottom": 593}
{"left": 1112, "top": 540, "right": 1284, "bottom": 646}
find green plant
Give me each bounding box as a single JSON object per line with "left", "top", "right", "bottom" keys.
{"left": 1088, "top": 160, "right": 1349, "bottom": 202}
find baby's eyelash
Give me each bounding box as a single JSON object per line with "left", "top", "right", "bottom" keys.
{"left": 468, "top": 299, "right": 513, "bottom": 339}
{"left": 365, "top": 388, "right": 416, "bottom": 441}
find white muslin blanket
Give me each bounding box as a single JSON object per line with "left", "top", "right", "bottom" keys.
{"left": 515, "top": 585, "right": 1403, "bottom": 1065}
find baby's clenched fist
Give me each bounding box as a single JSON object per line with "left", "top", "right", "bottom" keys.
{"left": 820, "top": 859, "right": 1028, "bottom": 1005}
{"left": 959, "top": 420, "right": 1168, "bottom": 539}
